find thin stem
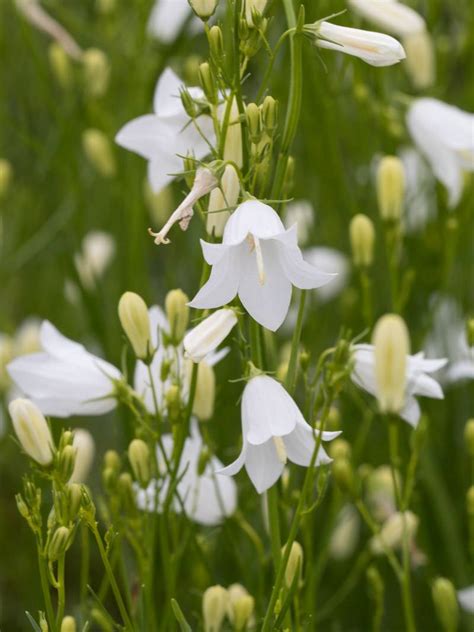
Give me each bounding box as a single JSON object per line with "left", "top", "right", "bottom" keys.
{"left": 267, "top": 486, "right": 282, "bottom": 569}
{"left": 37, "top": 549, "right": 56, "bottom": 632}
{"left": 80, "top": 523, "right": 90, "bottom": 614}
{"left": 55, "top": 554, "right": 66, "bottom": 627}
{"left": 285, "top": 289, "right": 306, "bottom": 394}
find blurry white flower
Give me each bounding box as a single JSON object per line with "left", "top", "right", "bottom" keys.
{"left": 203, "top": 585, "right": 229, "bottom": 632}
{"left": 8, "top": 321, "right": 121, "bottom": 417}
{"left": 329, "top": 504, "right": 360, "bottom": 560}
{"left": 9, "top": 398, "right": 54, "bottom": 466}
{"left": 189, "top": 200, "right": 336, "bottom": 331}
{"left": 116, "top": 68, "right": 215, "bottom": 193}
{"left": 365, "top": 465, "right": 398, "bottom": 522}
{"left": 310, "top": 21, "right": 406, "bottom": 67}
{"left": 136, "top": 423, "right": 237, "bottom": 526}
{"left": 70, "top": 428, "right": 95, "bottom": 483}
{"left": 283, "top": 200, "right": 314, "bottom": 246}
{"left": 147, "top": 0, "right": 195, "bottom": 44}
{"left": 458, "top": 586, "right": 474, "bottom": 613}
{"left": 218, "top": 375, "right": 339, "bottom": 494}
{"left": 74, "top": 231, "right": 115, "bottom": 290}
{"left": 351, "top": 343, "right": 446, "bottom": 426}
{"left": 348, "top": 0, "right": 426, "bottom": 38}
{"left": 13, "top": 319, "right": 41, "bottom": 357}
{"left": 303, "top": 247, "right": 349, "bottom": 302}
{"left": 399, "top": 147, "right": 437, "bottom": 233}
{"left": 82, "top": 129, "right": 116, "bottom": 177}
{"left": 227, "top": 584, "right": 255, "bottom": 629}
{"left": 407, "top": 98, "right": 474, "bottom": 207}
{"left": 184, "top": 309, "right": 237, "bottom": 363}
{"left": 371, "top": 510, "right": 418, "bottom": 554}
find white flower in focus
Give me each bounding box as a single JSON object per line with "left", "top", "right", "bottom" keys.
{"left": 70, "top": 428, "right": 95, "bottom": 483}
{"left": 348, "top": 0, "right": 426, "bottom": 38}
{"left": 184, "top": 309, "right": 238, "bottom": 363}
{"left": 406, "top": 98, "right": 474, "bottom": 208}
{"left": 458, "top": 586, "right": 474, "bottom": 613}
{"left": 116, "top": 68, "right": 215, "bottom": 193}
{"left": 74, "top": 231, "right": 115, "bottom": 290}
{"left": 311, "top": 21, "right": 406, "bottom": 67}
{"left": 189, "top": 200, "right": 336, "bottom": 331}
{"left": 283, "top": 200, "right": 314, "bottom": 246}
{"left": 218, "top": 375, "right": 340, "bottom": 494}
{"left": 136, "top": 423, "right": 237, "bottom": 526}
{"left": 8, "top": 322, "right": 121, "bottom": 417}
{"left": 303, "top": 247, "right": 349, "bottom": 302}
{"left": 351, "top": 343, "right": 447, "bottom": 426}
{"left": 147, "top": 0, "right": 196, "bottom": 44}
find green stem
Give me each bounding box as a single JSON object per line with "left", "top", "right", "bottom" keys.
{"left": 80, "top": 524, "right": 90, "bottom": 613}
{"left": 55, "top": 555, "right": 66, "bottom": 627}
{"left": 285, "top": 289, "right": 306, "bottom": 394}
{"left": 267, "top": 486, "right": 282, "bottom": 569}
{"left": 37, "top": 549, "right": 56, "bottom": 632}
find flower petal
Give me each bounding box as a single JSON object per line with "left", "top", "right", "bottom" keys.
{"left": 400, "top": 397, "right": 420, "bottom": 427}
{"left": 147, "top": 0, "right": 192, "bottom": 44}
{"left": 284, "top": 420, "right": 337, "bottom": 466}
{"left": 116, "top": 115, "right": 173, "bottom": 162}
{"left": 153, "top": 67, "right": 185, "bottom": 116}
{"left": 245, "top": 441, "right": 285, "bottom": 494}
{"left": 223, "top": 200, "right": 286, "bottom": 245}
{"left": 446, "top": 360, "right": 474, "bottom": 383}
{"left": 217, "top": 444, "right": 247, "bottom": 477}
{"left": 277, "top": 243, "right": 337, "bottom": 290}
{"left": 188, "top": 248, "right": 241, "bottom": 309}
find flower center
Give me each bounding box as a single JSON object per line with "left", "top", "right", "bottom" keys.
{"left": 273, "top": 436, "right": 287, "bottom": 464}
{"left": 247, "top": 234, "right": 266, "bottom": 286}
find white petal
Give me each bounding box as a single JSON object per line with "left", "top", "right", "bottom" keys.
{"left": 115, "top": 115, "right": 173, "bottom": 162}
{"left": 188, "top": 247, "right": 241, "bottom": 309}
{"left": 284, "top": 419, "right": 338, "bottom": 466}
{"left": 40, "top": 321, "right": 84, "bottom": 358}
{"left": 186, "top": 470, "right": 237, "bottom": 526}
{"left": 200, "top": 239, "right": 232, "bottom": 266}
{"left": 277, "top": 242, "right": 337, "bottom": 290}
{"left": 238, "top": 241, "right": 292, "bottom": 331}
{"left": 409, "top": 372, "right": 444, "bottom": 399}
{"left": 400, "top": 397, "right": 420, "bottom": 427}
{"left": 242, "top": 376, "right": 298, "bottom": 445}
{"left": 458, "top": 586, "right": 474, "bottom": 613}
{"left": 245, "top": 441, "right": 285, "bottom": 494}
{"left": 446, "top": 360, "right": 474, "bottom": 383}
{"left": 218, "top": 445, "right": 247, "bottom": 476}
{"left": 223, "top": 200, "right": 286, "bottom": 246}
{"left": 147, "top": 0, "right": 191, "bottom": 44}
{"left": 303, "top": 247, "right": 349, "bottom": 301}
{"left": 153, "top": 67, "right": 185, "bottom": 116}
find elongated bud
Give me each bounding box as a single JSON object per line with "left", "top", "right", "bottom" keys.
{"left": 372, "top": 314, "right": 410, "bottom": 414}
{"left": 184, "top": 309, "right": 237, "bottom": 363}
{"left": 465, "top": 419, "right": 474, "bottom": 457}
{"left": 165, "top": 385, "right": 181, "bottom": 423}
{"left": 60, "top": 616, "right": 76, "bottom": 632}
{"left": 262, "top": 96, "right": 279, "bottom": 137}
{"left": 59, "top": 445, "right": 76, "bottom": 482}
{"left": 203, "top": 585, "right": 228, "bottom": 632}
{"left": 245, "top": 0, "right": 267, "bottom": 26}
{"left": 199, "top": 62, "right": 217, "bottom": 104}
{"left": 208, "top": 25, "right": 224, "bottom": 64}
{"left": 48, "top": 526, "right": 71, "bottom": 561}
{"left": 82, "top": 129, "right": 116, "bottom": 177}
{"left": 192, "top": 361, "right": 215, "bottom": 421}
{"left": 9, "top": 398, "right": 54, "bottom": 466}
{"left": 403, "top": 31, "right": 435, "bottom": 90}
{"left": 0, "top": 159, "right": 13, "bottom": 198}
{"left": 350, "top": 213, "right": 375, "bottom": 267}
{"left": 66, "top": 483, "right": 83, "bottom": 521}
{"left": 82, "top": 48, "right": 110, "bottom": 98}
{"left": 207, "top": 164, "right": 240, "bottom": 237}
{"left": 48, "top": 42, "right": 72, "bottom": 89}
{"left": 227, "top": 584, "right": 254, "bottom": 631}
{"left": 180, "top": 87, "right": 198, "bottom": 119}
{"left": 466, "top": 318, "right": 474, "bottom": 348}
{"left": 432, "top": 577, "right": 459, "bottom": 632}
{"left": 128, "top": 439, "right": 151, "bottom": 487}
{"left": 283, "top": 541, "right": 304, "bottom": 588}
{"left": 118, "top": 472, "right": 136, "bottom": 512}
{"left": 246, "top": 103, "right": 261, "bottom": 144}
{"left": 332, "top": 457, "right": 355, "bottom": 496}
{"left": 165, "top": 289, "right": 189, "bottom": 345}
{"left": 223, "top": 98, "right": 243, "bottom": 167}
{"left": 70, "top": 429, "right": 95, "bottom": 483}
{"left": 104, "top": 449, "right": 121, "bottom": 472}
{"left": 91, "top": 607, "right": 114, "bottom": 632}
{"left": 118, "top": 291, "right": 151, "bottom": 360}
{"left": 467, "top": 486, "right": 474, "bottom": 516}
{"left": 39, "top": 612, "right": 49, "bottom": 632}
{"left": 189, "top": 0, "right": 219, "bottom": 20}
{"left": 376, "top": 156, "right": 405, "bottom": 221}
{"left": 371, "top": 511, "right": 418, "bottom": 554}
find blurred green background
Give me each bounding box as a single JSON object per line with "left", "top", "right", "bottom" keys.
{"left": 0, "top": 0, "right": 473, "bottom": 629}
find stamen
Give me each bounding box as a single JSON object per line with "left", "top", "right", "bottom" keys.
{"left": 253, "top": 236, "right": 266, "bottom": 285}
{"left": 273, "top": 436, "right": 287, "bottom": 464}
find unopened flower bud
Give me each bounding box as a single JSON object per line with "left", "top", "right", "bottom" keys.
{"left": 96, "top": 0, "right": 116, "bottom": 14}
{"left": 91, "top": 607, "right": 114, "bottom": 632}
{"left": 203, "top": 585, "right": 228, "bottom": 632}
{"left": 82, "top": 129, "right": 116, "bottom": 177}
{"left": 48, "top": 526, "right": 71, "bottom": 561}
{"left": 0, "top": 159, "right": 13, "bottom": 198}
{"left": 48, "top": 42, "right": 72, "bottom": 89}
{"left": 223, "top": 98, "right": 243, "bottom": 167}
{"left": 326, "top": 406, "right": 341, "bottom": 431}
{"left": 350, "top": 213, "right": 375, "bottom": 267}
{"left": 329, "top": 438, "right": 351, "bottom": 460}
{"left": 184, "top": 309, "right": 237, "bottom": 363}
{"left": 366, "top": 564, "right": 384, "bottom": 601}
{"left": 118, "top": 472, "right": 136, "bottom": 512}
{"left": 227, "top": 584, "right": 254, "bottom": 631}
{"left": 60, "top": 616, "right": 76, "bottom": 632}
{"left": 467, "top": 486, "right": 474, "bottom": 516}
{"left": 246, "top": 103, "right": 261, "bottom": 143}
{"left": 189, "top": 0, "right": 219, "bottom": 20}
{"left": 9, "top": 398, "right": 54, "bottom": 466}
{"left": 118, "top": 291, "right": 151, "bottom": 360}
{"left": 199, "top": 62, "right": 217, "bottom": 104}
{"left": 245, "top": 0, "right": 267, "bottom": 26}
{"left": 262, "top": 96, "right": 279, "bottom": 137}
{"left": 104, "top": 449, "right": 121, "bottom": 472}
{"left": 332, "top": 457, "right": 355, "bottom": 496}
{"left": 16, "top": 493, "right": 30, "bottom": 520}
{"left": 59, "top": 445, "right": 76, "bottom": 482}
{"left": 69, "top": 429, "right": 95, "bottom": 483}
{"left": 82, "top": 48, "right": 110, "bottom": 98}
{"left": 208, "top": 25, "right": 224, "bottom": 63}
{"left": 465, "top": 419, "right": 474, "bottom": 457}
{"left": 128, "top": 439, "right": 151, "bottom": 487}
{"left": 371, "top": 511, "right": 418, "bottom": 554}
{"left": 403, "top": 30, "right": 435, "bottom": 90}
{"left": 372, "top": 314, "right": 410, "bottom": 414}
{"left": 207, "top": 163, "right": 240, "bottom": 237}
{"left": 283, "top": 540, "right": 304, "bottom": 588}
{"left": 192, "top": 361, "right": 215, "bottom": 421}
{"left": 180, "top": 87, "right": 199, "bottom": 119}
{"left": 67, "top": 483, "right": 83, "bottom": 521}
{"left": 466, "top": 318, "right": 474, "bottom": 348}
{"left": 432, "top": 577, "right": 459, "bottom": 632}
{"left": 165, "top": 289, "right": 189, "bottom": 345}
{"left": 165, "top": 385, "right": 181, "bottom": 423}
{"left": 376, "top": 156, "right": 405, "bottom": 221}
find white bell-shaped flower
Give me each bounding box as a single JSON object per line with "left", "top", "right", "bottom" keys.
{"left": 351, "top": 343, "right": 447, "bottom": 426}
{"left": 8, "top": 321, "right": 121, "bottom": 417}
{"left": 189, "top": 200, "right": 336, "bottom": 331}
{"left": 116, "top": 68, "right": 215, "bottom": 193}
{"left": 407, "top": 98, "right": 474, "bottom": 207}
{"left": 136, "top": 423, "right": 237, "bottom": 526}
{"left": 218, "top": 375, "right": 340, "bottom": 494}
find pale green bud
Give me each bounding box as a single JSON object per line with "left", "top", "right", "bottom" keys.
{"left": 70, "top": 429, "right": 95, "bottom": 483}
{"left": 467, "top": 486, "right": 474, "bottom": 516}
{"left": 165, "top": 385, "right": 181, "bottom": 423}
{"left": 371, "top": 511, "right": 418, "bottom": 554}
{"left": 165, "top": 289, "right": 189, "bottom": 345}
{"left": 246, "top": 103, "right": 261, "bottom": 143}
{"left": 0, "top": 158, "right": 13, "bottom": 198}
{"left": 223, "top": 98, "right": 243, "bottom": 167}
{"left": 189, "top": 0, "right": 219, "bottom": 20}
{"left": 467, "top": 319, "right": 474, "bottom": 348}
{"left": 432, "top": 577, "right": 459, "bottom": 632}
{"left": 465, "top": 419, "right": 474, "bottom": 457}
{"left": 104, "top": 449, "right": 121, "bottom": 472}
{"left": 203, "top": 585, "right": 228, "bottom": 632}
{"left": 350, "top": 213, "right": 375, "bottom": 267}
{"left": 403, "top": 30, "right": 435, "bottom": 90}
{"left": 60, "top": 616, "right": 77, "bottom": 632}
{"left": 329, "top": 438, "right": 352, "bottom": 461}
{"left": 262, "top": 96, "right": 279, "bottom": 136}
{"left": 118, "top": 291, "right": 151, "bottom": 360}
{"left": 82, "top": 129, "right": 116, "bottom": 177}
{"left": 128, "top": 439, "right": 151, "bottom": 487}
{"left": 245, "top": 0, "right": 267, "bottom": 26}
{"left": 208, "top": 25, "right": 224, "bottom": 63}
{"left": 96, "top": 0, "right": 116, "bottom": 14}
{"left": 207, "top": 164, "right": 240, "bottom": 237}
{"left": 82, "top": 48, "right": 110, "bottom": 98}
{"left": 376, "top": 156, "right": 405, "bottom": 221}
{"left": 66, "top": 483, "right": 83, "bottom": 521}
{"left": 118, "top": 472, "right": 136, "bottom": 512}
{"left": 283, "top": 540, "right": 304, "bottom": 588}
{"left": 192, "top": 361, "right": 215, "bottom": 421}
{"left": 48, "top": 526, "right": 71, "bottom": 561}
{"left": 199, "top": 62, "right": 217, "bottom": 104}
{"left": 59, "top": 445, "right": 76, "bottom": 482}
{"left": 48, "top": 43, "right": 72, "bottom": 89}
{"left": 227, "top": 584, "right": 254, "bottom": 631}
{"left": 332, "top": 457, "right": 355, "bottom": 496}
{"left": 9, "top": 398, "right": 54, "bottom": 466}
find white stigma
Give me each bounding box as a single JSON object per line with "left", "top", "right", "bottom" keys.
{"left": 247, "top": 234, "right": 266, "bottom": 285}
{"left": 273, "top": 436, "right": 287, "bottom": 464}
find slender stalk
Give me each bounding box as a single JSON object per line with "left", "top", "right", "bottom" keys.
{"left": 37, "top": 549, "right": 56, "bottom": 632}
{"left": 80, "top": 523, "right": 90, "bottom": 613}
{"left": 285, "top": 289, "right": 306, "bottom": 393}
{"left": 55, "top": 554, "right": 66, "bottom": 627}
{"left": 267, "top": 486, "right": 282, "bottom": 569}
